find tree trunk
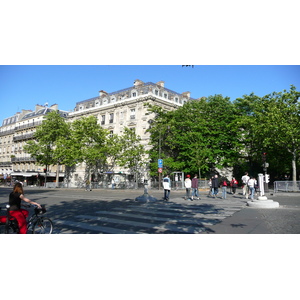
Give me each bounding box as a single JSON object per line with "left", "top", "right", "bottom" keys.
{"left": 292, "top": 150, "right": 297, "bottom": 190}
{"left": 56, "top": 163, "right": 59, "bottom": 188}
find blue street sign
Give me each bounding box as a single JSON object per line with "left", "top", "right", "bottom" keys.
{"left": 158, "top": 159, "right": 163, "bottom": 168}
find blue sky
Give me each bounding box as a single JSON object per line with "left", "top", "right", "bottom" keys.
{"left": 0, "top": 65, "right": 299, "bottom": 122}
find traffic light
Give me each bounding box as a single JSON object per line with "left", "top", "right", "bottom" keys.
{"left": 262, "top": 152, "right": 267, "bottom": 161}
{"left": 265, "top": 174, "right": 270, "bottom": 183}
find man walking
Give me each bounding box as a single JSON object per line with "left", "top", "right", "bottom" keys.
{"left": 247, "top": 176, "right": 257, "bottom": 200}
{"left": 184, "top": 175, "right": 192, "bottom": 201}
{"left": 211, "top": 174, "right": 219, "bottom": 198}
{"left": 191, "top": 174, "right": 200, "bottom": 200}
{"left": 242, "top": 172, "right": 250, "bottom": 199}
{"left": 163, "top": 174, "right": 171, "bottom": 201}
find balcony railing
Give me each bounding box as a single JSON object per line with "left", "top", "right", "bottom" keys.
{"left": 0, "top": 161, "right": 12, "bottom": 166}
{"left": 0, "top": 129, "right": 15, "bottom": 136}
{"left": 14, "top": 121, "right": 42, "bottom": 131}
{"left": 11, "top": 157, "right": 36, "bottom": 162}
{"left": 13, "top": 133, "right": 35, "bottom": 141}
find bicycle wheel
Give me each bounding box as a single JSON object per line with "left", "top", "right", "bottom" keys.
{"left": 32, "top": 217, "right": 53, "bottom": 234}
{"left": 4, "top": 219, "right": 19, "bottom": 234}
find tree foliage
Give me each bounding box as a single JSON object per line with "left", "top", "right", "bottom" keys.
{"left": 24, "top": 110, "right": 70, "bottom": 167}
{"left": 24, "top": 112, "right": 147, "bottom": 182}
{"left": 234, "top": 85, "right": 300, "bottom": 182}
{"left": 146, "top": 95, "right": 242, "bottom": 177}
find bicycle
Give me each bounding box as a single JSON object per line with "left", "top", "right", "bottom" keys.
{"left": 25, "top": 204, "right": 53, "bottom": 234}
{"left": 0, "top": 204, "right": 53, "bottom": 234}
{"left": 0, "top": 205, "right": 19, "bottom": 234}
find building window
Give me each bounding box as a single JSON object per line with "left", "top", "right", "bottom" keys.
{"left": 130, "top": 109, "right": 136, "bottom": 119}
{"left": 109, "top": 113, "right": 114, "bottom": 123}
{"left": 175, "top": 97, "right": 178, "bottom": 103}
{"left": 132, "top": 92, "right": 137, "bottom": 97}
{"left": 155, "top": 90, "right": 158, "bottom": 96}
{"left": 164, "top": 93, "right": 168, "bottom": 99}
{"left": 109, "top": 130, "right": 113, "bottom": 137}
{"left": 101, "top": 115, "right": 105, "bottom": 125}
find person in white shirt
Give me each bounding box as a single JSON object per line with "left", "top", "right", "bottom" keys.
{"left": 247, "top": 176, "right": 257, "bottom": 200}
{"left": 163, "top": 175, "right": 171, "bottom": 201}
{"left": 184, "top": 175, "right": 192, "bottom": 201}
{"left": 241, "top": 172, "right": 250, "bottom": 199}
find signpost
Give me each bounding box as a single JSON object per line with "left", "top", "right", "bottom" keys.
{"left": 158, "top": 159, "right": 163, "bottom": 168}
{"left": 158, "top": 159, "right": 163, "bottom": 190}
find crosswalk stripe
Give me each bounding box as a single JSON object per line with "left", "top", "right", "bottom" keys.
{"left": 109, "top": 207, "right": 228, "bottom": 219}
{"left": 54, "top": 199, "right": 246, "bottom": 233}
{"left": 55, "top": 219, "right": 142, "bottom": 234}
{"left": 75, "top": 214, "right": 205, "bottom": 233}
{"left": 95, "top": 210, "right": 214, "bottom": 225}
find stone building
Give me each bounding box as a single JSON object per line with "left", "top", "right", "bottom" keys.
{"left": 0, "top": 80, "right": 195, "bottom": 188}
{"left": 67, "top": 79, "right": 194, "bottom": 187}
{"left": 0, "top": 104, "right": 68, "bottom": 186}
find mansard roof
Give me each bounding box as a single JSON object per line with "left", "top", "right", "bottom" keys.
{"left": 76, "top": 82, "right": 187, "bottom": 105}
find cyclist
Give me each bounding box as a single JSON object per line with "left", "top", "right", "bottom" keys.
{"left": 9, "top": 182, "right": 42, "bottom": 234}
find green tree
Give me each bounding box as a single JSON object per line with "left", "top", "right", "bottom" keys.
{"left": 234, "top": 85, "right": 300, "bottom": 184}
{"left": 254, "top": 85, "right": 300, "bottom": 183}
{"left": 24, "top": 110, "right": 70, "bottom": 186}
{"left": 116, "top": 127, "right": 147, "bottom": 188}
{"left": 146, "top": 95, "right": 242, "bottom": 178}
{"left": 70, "top": 116, "right": 109, "bottom": 181}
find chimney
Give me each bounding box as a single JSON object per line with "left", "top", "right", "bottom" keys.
{"left": 99, "top": 90, "right": 108, "bottom": 97}
{"left": 19, "top": 109, "right": 32, "bottom": 119}
{"left": 133, "top": 79, "right": 144, "bottom": 87}
{"left": 182, "top": 91, "right": 191, "bottom": 98}
{"left": 35, "top": 104, "right": 45, "bottom": 112}
{"left": 156, "top": 81, "right": 165, "bottom": 88}
{"left": 50, "top": 104, "right": 58, "bottom": 110}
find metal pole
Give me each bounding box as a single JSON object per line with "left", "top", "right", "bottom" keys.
{"left": 158, "top": 131, "right": 161, "bottom": 190}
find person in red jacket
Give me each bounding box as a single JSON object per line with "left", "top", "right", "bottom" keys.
{"left": 221, "top": 179, "right": 228, "bottom": 199}
{"left": 9, "top": 182, "right": 41, "bottom": 234}
{"left": 230, "top": 177, "right": 238, "bottom": 195}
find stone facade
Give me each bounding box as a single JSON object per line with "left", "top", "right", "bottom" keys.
{"left": 0, "top": 104, "right": 68, "bottom": 186}
{"left": 0, "top": 80, "right": 195, "bottom": 187}
{"left": 67, "top": 80, "right": 193, "bottom": 187}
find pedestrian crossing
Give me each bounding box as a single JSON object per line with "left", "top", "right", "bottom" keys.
{"left": 53, "top": 198, "right": 246, "bottom": 234}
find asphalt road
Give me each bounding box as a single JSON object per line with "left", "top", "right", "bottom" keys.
{"left": 1, "top": 186, "right": 299, "bottom": 234}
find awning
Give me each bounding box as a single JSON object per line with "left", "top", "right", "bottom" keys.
{"left": 11, "top": 172, "right": 64, "bottom": 177}
{"left": 11, "top": 172, "right": 38, "bottom": 177}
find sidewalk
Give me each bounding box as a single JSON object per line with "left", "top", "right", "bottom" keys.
{"left": 203, "top": 192, "right": 300, "bottom": 234}
{"left": 136, "top": 188, "right": 300, "bottom": 234}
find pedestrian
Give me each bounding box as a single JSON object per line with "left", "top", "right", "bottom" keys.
{"left": 9, "top": 182, "right": 42, "bottom": 234}
{"left": 242, "top": 172, "right": 250, "bottom": 199}
{"left": 247, "top": 176, "right": 257, "bottom": 200}
{"left": 184, "top": 175, "right": 192, "bottom": 200}
{"left": 85, "top": 178, "right": 92, "bottom": 191}
{"left": 221, "top": 178, "right": 228, "bottom": 199}
{"left": 230, "top": 177, "right": 238, "bottom": 195}
{"left": 208, "top": 177, "right": 212, "bottom": 196}
{"left": 211, "top": 174, "right": 219, "bottom": 198}
{"left": 191, "top": 174, "right": 200, "bottom": 200}
{"left": 162, "top": 174, "right": 171, "bottom": 201}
